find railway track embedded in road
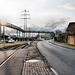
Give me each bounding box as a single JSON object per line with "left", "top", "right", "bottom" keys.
{"left": 0, "top": 42, "right": 30, "bottom": 68}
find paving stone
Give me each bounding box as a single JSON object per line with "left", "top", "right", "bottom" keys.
{"left": 22, "top": 46, "right": 52, "bottom": 75}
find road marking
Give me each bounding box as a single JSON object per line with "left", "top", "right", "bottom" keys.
{"left": 50, "top": 68, "right": 59, "bottom": 75}
{"left": 0, "top": 50, "right": 17, "bottom": 68}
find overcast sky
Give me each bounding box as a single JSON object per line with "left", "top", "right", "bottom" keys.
{"left": 0, "top": 0, "right": 75, "bottom": 33}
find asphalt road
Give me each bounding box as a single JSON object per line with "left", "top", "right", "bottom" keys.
{"left": 0, "top": 48, "right": 27, "bottom": 75}
{"left": 37, "top": 41, "right": 75, "bottom": 75}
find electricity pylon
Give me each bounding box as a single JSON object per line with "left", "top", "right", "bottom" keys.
{"left": 21, "top": 9, "right": 30, "bottom": 41}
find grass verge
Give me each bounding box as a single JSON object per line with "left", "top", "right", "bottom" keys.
{"left": 0, "top": 41, "right": 25, "bottom": 48}
{"left": 54, "top": 41, "right": 75, "bottom": 47}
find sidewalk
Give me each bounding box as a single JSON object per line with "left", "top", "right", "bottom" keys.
{"left": 22, "top": 44, "right": 52, "bottom": 75}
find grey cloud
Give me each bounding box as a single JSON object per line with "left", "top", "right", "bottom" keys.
{"left": 29, "top": 17, "right": 69, "bottom": 32}
{"left": 29, "top": 26, "right": 52, "bottom": 32}
{"left": 5, "top": 17, "right": 69, "bottom": 34}
{"left": 45, "top": 17, "right": 69, "bottom": 31}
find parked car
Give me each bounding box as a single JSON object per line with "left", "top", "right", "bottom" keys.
{"left": 8, "top": 39, "right": 14, "bottom": 43}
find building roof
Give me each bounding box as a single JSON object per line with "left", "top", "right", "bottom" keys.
{"left": 66, "top": 22, "right": 75, "bottom": 35}
{"left": 66, "top": 22, "right": 75, "bottom": 31}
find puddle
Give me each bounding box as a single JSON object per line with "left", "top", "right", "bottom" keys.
{"left": 25, "top": 59, "right": 42, "bottom": 63}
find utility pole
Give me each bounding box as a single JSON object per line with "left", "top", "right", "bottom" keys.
{"left": 3, "top": 26, "right": 5, "bottom": 47}
{"left": 21, "top": 9, "right": 30, "bottom": 41}
{"left": 28, "top": 27, "right": 30, "bottom": 40}
{"left": 0, "top": 21, "right": 1, "bottom": 43}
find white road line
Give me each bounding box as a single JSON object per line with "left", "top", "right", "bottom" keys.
{"left": 0, "top": 50, "right": 17, "bottom": 68}
{"left": 50, "top": 68, "right": 59, "bottom": 75}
